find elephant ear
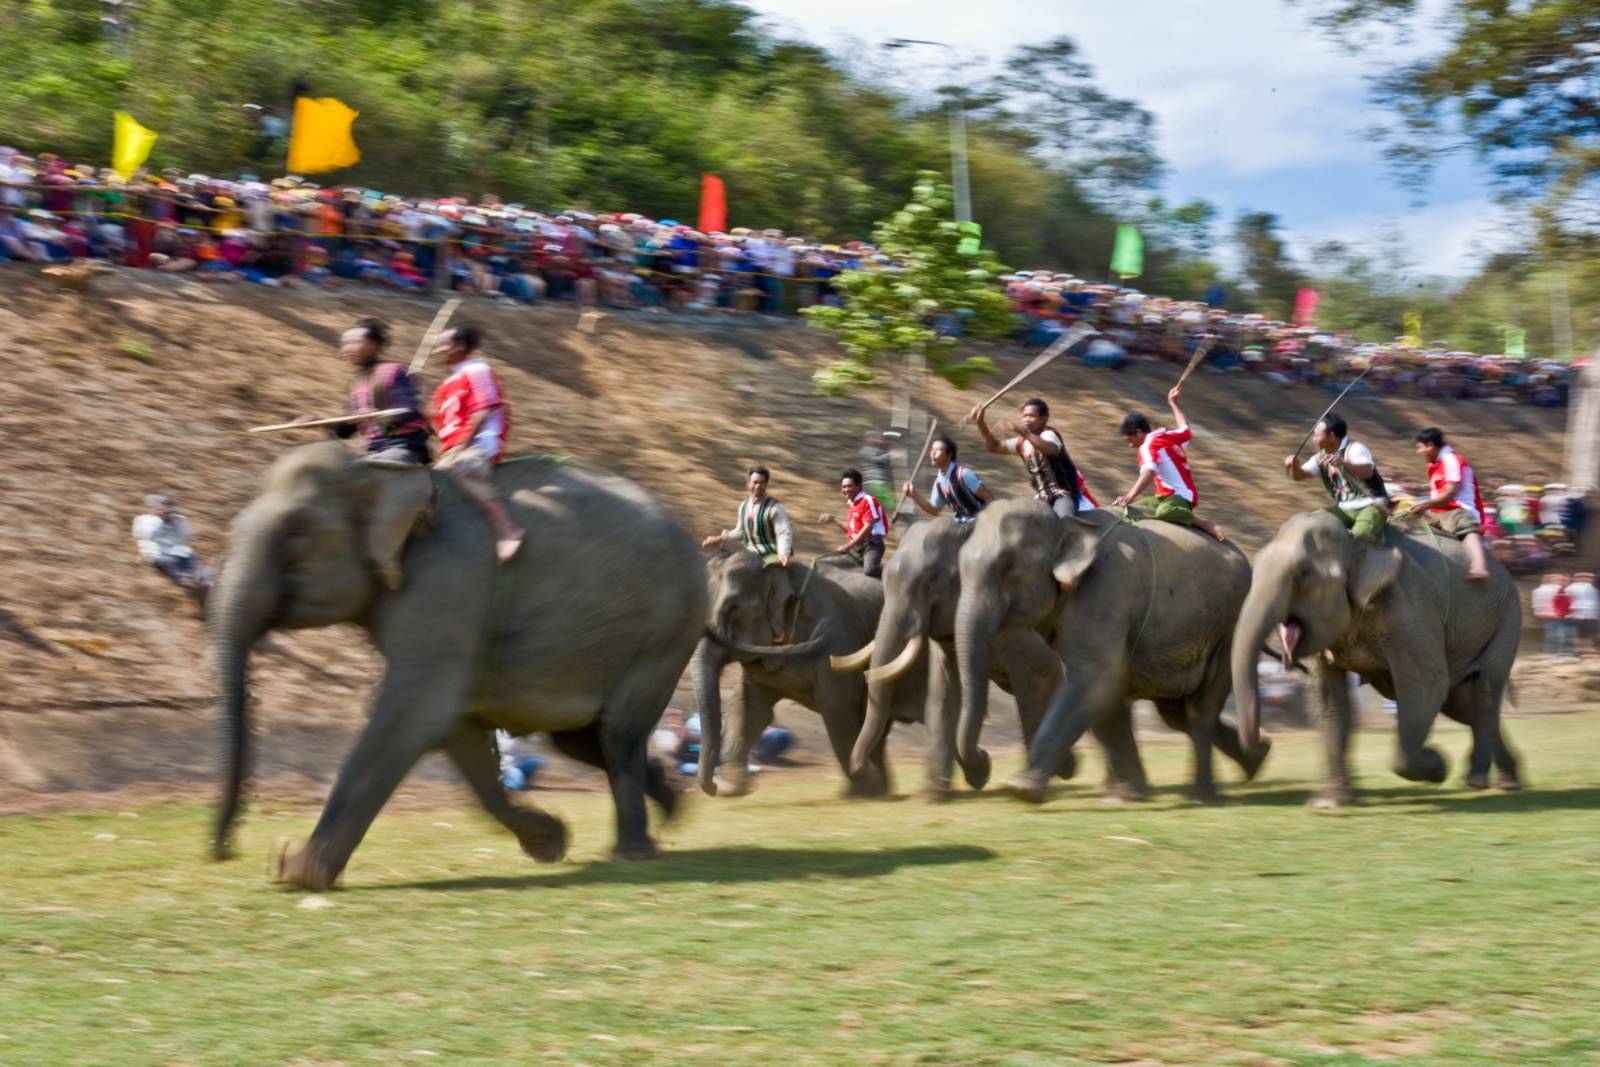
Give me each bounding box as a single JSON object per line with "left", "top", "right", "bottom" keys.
{"left": 359, "top": 463, "right": 435, "bottom": 591}
{"left": 1051, "top": 518, "right": 1102, "bottom": 591}
{"left": 764, "top": 562, "right": 797, "bottom": 642}
{"left": 1349, "top": 544, "right": 1403, "bottom": 610}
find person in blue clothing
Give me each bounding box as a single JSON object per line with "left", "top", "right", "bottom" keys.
{"left": 903, "top": 434, "right": 994, "bottom": 524}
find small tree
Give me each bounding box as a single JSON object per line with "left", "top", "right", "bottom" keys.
{"left": 804, "top": 173, "right": 1012, "bottom": 396}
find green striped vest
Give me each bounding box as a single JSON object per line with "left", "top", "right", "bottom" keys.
{"left": 738, "top": 497, "right": 780, "bottom": 557}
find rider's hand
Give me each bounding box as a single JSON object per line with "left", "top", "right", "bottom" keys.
{"left": 817, "top": 513, "right": 833, "bottom": 526}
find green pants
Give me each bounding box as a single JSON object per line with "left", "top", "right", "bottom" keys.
{"left": 866, "top": 482, "right": 896, "bottom": 519}
{"left": 1328, "top": 504, "right": 1388, "bottom": 544}
{"left": 1135, "top": 494, "right": 1194, "bottom": 526}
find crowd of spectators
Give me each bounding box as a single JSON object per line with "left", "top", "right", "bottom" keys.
{"left": 0, "top": 145, "right": 1583, "bottom": 410}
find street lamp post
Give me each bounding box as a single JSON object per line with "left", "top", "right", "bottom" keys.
{"left": 884, "top": 37, "right": 972, "bottom": 223}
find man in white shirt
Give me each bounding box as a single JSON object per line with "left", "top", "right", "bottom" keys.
{"left": 702, "top": 466, "right": 794, "bottom": 566}
{"left": 1284, "top": 413, "right": 1389, "bottom": 543}
{"left": 1565, "top": 572, "right": 1598, "bottom": 653}
{"left": 132, "top": 495, "right": 213, "bottom": 593}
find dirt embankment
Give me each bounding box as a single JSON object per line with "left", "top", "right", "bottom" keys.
{"left": 0, "top": 269, "right": 1572, "bottom": 804}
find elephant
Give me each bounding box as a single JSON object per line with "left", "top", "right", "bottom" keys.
{"left": 954, "top": 498, "right": 1271, "bottom": 805}
{"left": 1231, "top": 509, "right": 1523, "bottom": 807}
{"left": 692, "top": 548, "right": 905, "bottom": 798}
{"left": 211, "top": 441, "right": 706, "bottom": 890}
{"left": 831, "top": 518, "right": 1086, "bottom": 800}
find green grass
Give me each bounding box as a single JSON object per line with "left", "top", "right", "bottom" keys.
{"left": 4, "top": 716, "right": 1600, "bottom": 1066}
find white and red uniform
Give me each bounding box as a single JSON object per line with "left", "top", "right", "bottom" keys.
{"left": 1426, "top": 444, "right": 1483, "bottom": 522}
{"left": 431, "top": 357, "right": 510, "bottom": 461}
{"left": 845, "top": 491, "right": 888, "bottom": 543}
{"left": 1138, "top": 424, "right": 1198, "bottom": 503}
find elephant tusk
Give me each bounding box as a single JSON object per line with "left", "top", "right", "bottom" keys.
{"left": 829, "top": 641, "right": 876, "bottom": 673}
{"left": 864, "top": 634, "right": 925, "bottom": 686}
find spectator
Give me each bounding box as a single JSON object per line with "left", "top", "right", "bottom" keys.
{"left": 496, "top": 730, "right": 547, "bottom": 791}
{"left": 131, "top": 494, "right": 212, "bottom": 605}
{"left": 858, "top": 431, "right": 897, "bottom": 518}
{"left": 1533, "top": 572, "right": 1575, "bottom": 657}
{"left": 1565, "top": 572, "right": 1598, "bottom": 655}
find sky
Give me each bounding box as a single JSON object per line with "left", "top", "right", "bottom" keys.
{"left": 742, "top": 0, "right": 1509, "bottom": 279}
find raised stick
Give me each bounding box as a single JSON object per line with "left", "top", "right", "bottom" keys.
{"left": 961, "top": 322, "right": 1094, "bottom": 427}
{"left": 408, "top": 297, "right": 463, "bottom": 375}
{"left": 1174, "top": 335, "right": 1218, "bottom": 389}
{"left": 249, "top": 409, "right": 411, "bottom": 434}
{"left": 1291, "top": 358, "right": 1385, "bottom": 460}
{"left": 890, "top": 418, "right": 941, "bottom": 527}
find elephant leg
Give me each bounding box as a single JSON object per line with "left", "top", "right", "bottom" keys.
{"left": 549, "top": 724, "right": 679, "bottom": 822}
{"left": 1390, "top": 661, "right": 1449, "bottom": 785}
{"left": 1091, "top": 706, "right": 1149, "bottom": 802}
{"left": 923, "top": 645, "right": 959, "bottom": 801}
{"left": 597, "top": 662, "right": 683, "bottom": 860}
{"left": 1156, "top": 697, "right": 1218, "bottom": 804}
{"left": 1211, "top": 719, "right": 1271, "bottom": 781}
{"left": 996, "top": 629, "right": 1074, "bottom": 782}
{"left": 1447, "top": 675, "right": 1520, "bottom": 791}
{"left": 821, "top": 688, "right": 887, "bottom": 798}
{"left": 279, "top": 667, "right": 466, "bottom": 891}
{"left": 1310, "top": 658, "right": 1358, "bottom": 808}
{"left": 1005, "top": 670, "right": 1123, "bottom": 804}
{"left": 715, "top": 681, "right": 775, "bottom": 798}
{"left": 442, "top": 724, "right": 567, "bottom": 863}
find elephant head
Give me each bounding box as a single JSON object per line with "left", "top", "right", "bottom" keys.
{"left": 693, "top": 549, "right": 831, "bottom": 796}
{"left": 953, "top": 499, "right": 1070, "bottom": 778}
{"left": 1231, "top": 510, "right": 1402, "bottom": 750}
{"left": 841, "top": 520, "right": 968, "bottom": 777}
{"left": 211, "top": 442, "right": 429, "bottom": 859}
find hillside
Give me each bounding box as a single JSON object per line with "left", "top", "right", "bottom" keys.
{"left": 0, "top": 270, "right": 1569, "bottom": 801}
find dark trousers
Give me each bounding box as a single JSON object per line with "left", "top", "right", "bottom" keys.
{"left": 858, "top": 540, "right": 885, "bottom": 579}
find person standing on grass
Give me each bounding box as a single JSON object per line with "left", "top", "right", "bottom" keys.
{"left": 818, "top": 468, "right": 888, "bottom": 577}
{"left": 429, "top": 323, "right": 525, "bottom": 563}
{"left": 1284, "top": 413, "right": 1389, "bottom": 544}
{"left": 1113, "top": 384, "right": 1226, "bottom": 541}
{"left": 1566, "top": 573, "right": 1599, "bottom": 654}
{"left": 702, "top": 466, "right": 794, "bottom": 567}
{"left": 969, "top": 397, "right": 1096, "bottom": 517}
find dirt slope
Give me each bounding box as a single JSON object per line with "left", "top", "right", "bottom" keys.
{"left": 0, "top": 270, "right": 1567, "bottom": 799}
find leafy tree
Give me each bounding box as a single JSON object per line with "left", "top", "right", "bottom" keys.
{"left": 803, "top": 173, "right": 1009, "bottom": 395}
{"left": 1233, "top": 211, "right": 1310, "bottom": 320}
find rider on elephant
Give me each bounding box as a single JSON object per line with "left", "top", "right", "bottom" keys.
{"left": 818, "top": 468, "right": 888, "bottom": 578}
{"left": 903, "top": 434, "right": 993, "bottom": 524}
{"left": 970, "top": 397, "right": 1097, "bottom": 517}
{"left": 1284, "top": 412, "right": 1389, "bottom": 544}
{"left": 1113, "top": 384, "right": 1227, "bottom": 542}
{"left": 429, "top": 322, "right": 526, "bottom": 564}
{"left": 701, "top": 465, "right": 794, "bottom": 567}
{"left": 1399, "top": 426, "right": 1491, "bottom": 581}
{"left": 333, "top": 317, "right": 432, "bottom": 465}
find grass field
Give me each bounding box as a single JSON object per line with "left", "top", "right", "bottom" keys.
{"left": 4, "top": 715, "right": 1599, "bottom": 1066}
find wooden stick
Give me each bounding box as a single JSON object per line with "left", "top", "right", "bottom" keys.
{"left": 890, "top": 419, "right": 941, "bottom": 527}
{"left": 961, "top": 322, "right": 1094, "bottom": 427}
{"left": 1290, "top": 357, "right": 1385, "bottom": 461}
{"left": 249, "top": 409, "right": 411, "bottom": 434}
{"left": 1174, "top": 335, "right": 1218, "bottom": 389}
{"left": 408, "top": 297, "right": 463, "bottom": 375}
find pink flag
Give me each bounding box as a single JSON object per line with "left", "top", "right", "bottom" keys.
{"left": 1293, "top": 288, "right": 1318, "bottom": 327}
{"left": 698, "top": 174, "right": 726, "bottom": 234}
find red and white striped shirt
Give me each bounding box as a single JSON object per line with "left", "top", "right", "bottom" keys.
{"left": 846, "top": 491, "right": 888, "bottom": 542}
{"left": 1138, "top": 425, "right": 1198, "bottom": 504}
{"left": 1426, "top": 445, "right": 1483, "bottom": 523}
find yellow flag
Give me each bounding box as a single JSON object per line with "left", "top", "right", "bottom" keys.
{"left": 112, "top": 111, "right": 158, "bottom": 181}
{"left": 1402, "top": 312, "right": 1423, "bottom": 346}
{"left": 287, "top": 96, "right": 361, "bottom": 174}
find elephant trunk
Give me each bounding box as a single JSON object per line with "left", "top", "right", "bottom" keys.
{"left": 953, "top": 595, "right": 1000, "bottom": 771}
{"left": 209, "top": 526, "right": 280, "bottom": 860}
{"left": 1232, "top": 580, "right": 1292, "bottom": 754}
{"left": 690, "top": 637, "right": 727, "bottom": 798}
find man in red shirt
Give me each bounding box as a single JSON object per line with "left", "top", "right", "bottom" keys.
{"left": 1113, "top": 385, "right": 1225, "bottom": 541}
{"left": 429, "top": 323, "right": 525, "bottom": 563}
{"left": 1400, "top": 426, "right": 1489, "bottom": 580}
{"left": 817, "top": 467, "right": 888, "bottom": 577}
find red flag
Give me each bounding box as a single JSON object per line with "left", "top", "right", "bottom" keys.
{"left": 1293, "top": 288, "right": 1319, "bottom": 327}
{"left": 698, "top": 174, "right": 726, "bottom": 234}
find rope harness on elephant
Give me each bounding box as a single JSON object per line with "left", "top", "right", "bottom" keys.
{"left": 780, "top": 552, "right": 851, "bottom": 643}
{"left": 1098, "top": 508, "right": 1159, "bottom": 659}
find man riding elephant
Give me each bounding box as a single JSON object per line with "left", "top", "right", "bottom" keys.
{"left": 701, "top": 465, "right": 794, "bottom": 566}
{"left": 1283, "top": 413, "right": 1389, "bottom": 545}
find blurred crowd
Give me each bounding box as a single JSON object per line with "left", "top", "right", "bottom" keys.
{"left": 1386, "top": 476, "right": 1585, "bottom": 575}
{"left": 0, "top": 145, "right": 1583, "bottom": 409}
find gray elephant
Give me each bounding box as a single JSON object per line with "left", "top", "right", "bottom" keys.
{"left": 955, "top": 499, "right": 1270, "bottom": 804}
{"left": 692, "top": 549, "right": 905, "bottom": 798}
{"left": 831, "top": 518, "right": 1081, "bottom": 800}
{"left": 211, "top": 441, "right": 706, "bottom": 890}
{"left": 1231, "top": 509, "right": 1523, "bottom": 806}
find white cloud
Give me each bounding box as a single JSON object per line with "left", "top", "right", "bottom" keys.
{"left": 1287, "top": 197, "right": 1519, "bottom": 278}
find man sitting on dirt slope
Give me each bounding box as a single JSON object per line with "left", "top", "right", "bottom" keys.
{"left": 331, "top": 317, "right": 432, "bottom": 465}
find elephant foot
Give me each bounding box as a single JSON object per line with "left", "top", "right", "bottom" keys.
{"left": 1238, "top": 739, "right": 1273, "bottom": 782}
{"left": 1496, "top": 772, "right": 1525, "bottom": 792}
{"left": 275, "top": 842, "right": 340, "bottom": 892}
{"left": 1309, "top": 786, "right": 1356, "bottom": 810}
{"left": 1186, "top": 785, "right": 1222, "bottom": 806}
{"left": 1103, "top": 780, "right": 1150, "bottom": 804}
{"left": 919, "top": 780, "right": 953, "bottom": 804}
{"left": 611, "top": 839, "right": 661, "bottom": 862}
{"left": 1393, "top": 746, "right": 1448, "bottom": 784}
{"left": 1002, "top": 769, "right": 1049, "bottom": 805}
{"left": 647, "top": 776, "right": 682, "bottom": 822}
{"left": 713, "top": 774, "right": 752, "bottom": 798}
{"left": 844, "top": 775, "right": 891, "bottom": 799}
{"left": 1053, "top": 749, "right": 1078, "bottom": 782}
{"left": 1465, "top": 771, "right": 1491, "bottom": 790}
{"left": 516, "top": 815, "right": 569, "bottom": 864}
{"left": 959, "top": 750, "right": 992, "bottom": 791}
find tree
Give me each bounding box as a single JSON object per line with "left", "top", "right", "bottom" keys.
{"left": 1233, "top": 211, "right": 1310, "bottom": 320}
{"left": 803, "top": 173, "right": 1009, "bottom": 396}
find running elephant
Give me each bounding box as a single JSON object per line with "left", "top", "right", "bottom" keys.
{"left": 692, "top": 549, "right": 903, "bottom": 798}
{"left": 211, "top": 442, "right": 706, "bottom": 890}
{"left": 956, "top": 499, "right": 1271, "bottom": 804}
{"left": 831, "top": 519, "right": 1088, "bottom": 800}
{"left": 1232, "top": 509, "right": 1523, "bottom": 806}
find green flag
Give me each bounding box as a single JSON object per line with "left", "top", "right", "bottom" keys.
{"left": 1504, "top": 326, "right": 1527, "bottom": 357}
{"left": 1110, "top": 224, "right": 1143, "bottom": 280}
